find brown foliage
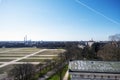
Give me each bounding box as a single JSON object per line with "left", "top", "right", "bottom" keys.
{"left": 97, "top": 42, "right": 120, "bottom": 61}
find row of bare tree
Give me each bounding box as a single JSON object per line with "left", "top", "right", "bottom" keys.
{"left": 97, "top": 41, "right": 120, "bottom": 61}
{"left": 64, "top": 41, "right": 120, "bottom": 61}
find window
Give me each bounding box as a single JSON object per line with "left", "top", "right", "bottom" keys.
{"left": 87, "top": 75, "right": 90, "bottom": 78}
{"left": 115, "top": 76, "right": 117, "bottom": 79}
{"left": 101, "top": 75, "right": 103, "bottom": 79}
{"left": 80, "top": 75, "right": 84, "bottom": 78}
{"left": 108, "top": 76, "right": 110, "bottom": 78}
{"left": 94, "top": 75, "right": 96, "bottom": 78}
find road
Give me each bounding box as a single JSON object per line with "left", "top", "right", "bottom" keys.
{"left": 0, "top": 49, "right": 47, "bottom": 68}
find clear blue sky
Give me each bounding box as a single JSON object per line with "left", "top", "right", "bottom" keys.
{"left": 0, "top": 0, "right": 120, "bottom": 41}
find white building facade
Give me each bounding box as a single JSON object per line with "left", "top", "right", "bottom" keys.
{"left": 69, "top": 60, "right": 120, "bottom": 80}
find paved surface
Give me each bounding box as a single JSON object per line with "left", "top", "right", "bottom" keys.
{"left": 63, "top": 70, "right": 69, "bottom": 80}
{"left": 0, "top": 62, "right": 41, "bottom": 64}
{"left": 0, "top": 48, "right": 23, "bottom": 53}
{"left": 0, "top": 57, "right": 53, "bottom": 59}
{"left": 0, "top": 49, "right": 47, "bottom": 68}
{"left": 34, "top": 55, "right": 58, "bottom": 56}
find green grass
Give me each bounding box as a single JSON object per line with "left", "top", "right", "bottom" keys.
{"left": 68, "top": 74, "right": 71, "bottom": 80}
{"left": 47, "top": 65, "right": 68, "bottom": 80}
{"left": 48, "top": 75, "right": 59, "bottom": 80}
{"left": 39, "top": 67, "right": 51, "bottom": 77}
{"left": 29, "top": 56, "right": 54, "bottom": 58}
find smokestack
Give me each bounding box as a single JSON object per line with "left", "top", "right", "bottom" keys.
{"left": 25, "top": 35, "right": 27, "bottom": 41}
{"left": 24, "top": 35, "right": 27, "bottom": 43}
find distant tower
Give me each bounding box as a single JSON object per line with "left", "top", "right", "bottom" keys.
{"left": 25, "top": 35, "right": 27, "bottom": 41}
{"left": 24, "top": 36, "right": 25, "bottom": 42}
{"left": 91, "top": 38, "right": 93, "bottom": 41}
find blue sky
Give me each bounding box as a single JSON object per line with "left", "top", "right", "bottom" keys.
{"left": 0, "top": 0, "right": 120, "bottom": 41}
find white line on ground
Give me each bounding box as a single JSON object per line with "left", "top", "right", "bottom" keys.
{"left": 0, "top": 48, "right": 23, "bottom": 53}
{"left": 0, "top": 62, "right": 40, "bottom": 64}
{"left": 0, "top": 49, "right": 47, "bottom": 68}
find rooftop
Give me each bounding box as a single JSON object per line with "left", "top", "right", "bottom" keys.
{"left": 69, "top": 60, "right": 120, "bottom": 73}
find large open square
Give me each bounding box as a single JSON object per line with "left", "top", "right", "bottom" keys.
{"left": 0, "top": 47, "right": 65, "bottom": 79}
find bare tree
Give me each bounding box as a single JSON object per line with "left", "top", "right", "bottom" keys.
{"left": 97, "top": 42, "right": 120, "bottom": 61}
{"left": 8, "top": 63, "right": 35, "bottom": 80}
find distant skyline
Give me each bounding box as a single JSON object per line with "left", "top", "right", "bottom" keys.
{"left": 0, "top": 0, "right": 120, "bottom": 41}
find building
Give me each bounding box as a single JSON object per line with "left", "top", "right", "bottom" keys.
{"left": 69, "top": 60, "right": 120, "bottom": 80}
{"left": 85, "top": 41, "right": 95, "bottom": 47}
